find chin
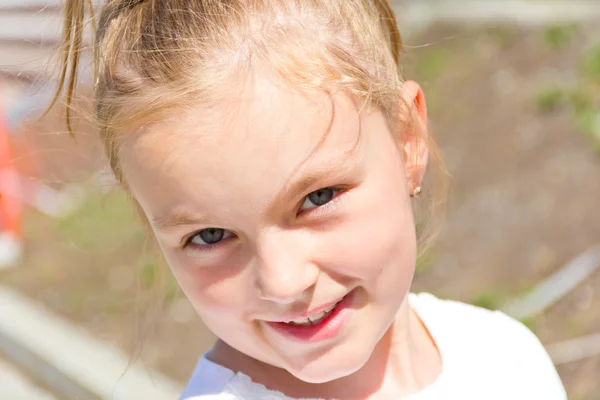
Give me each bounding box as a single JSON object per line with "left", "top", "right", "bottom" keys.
{"left": 287, "top": 343, "right": 372, "bottom": 384}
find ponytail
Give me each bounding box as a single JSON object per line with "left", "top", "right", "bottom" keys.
{"left": 44, "top": 0, "right": 93, "bottom": 135}
{"left": 373, "top": 0, "right": 404, "bottom": 66}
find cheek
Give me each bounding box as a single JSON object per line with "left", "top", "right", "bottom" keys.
{"left": 321, "top": 203, "right": 415, "bottom": 280}
{"left": 316, "top": 170, "right": 416, "bottom": 283}
{"left": 160, "top": 247, "right": 257, "bottom": 321}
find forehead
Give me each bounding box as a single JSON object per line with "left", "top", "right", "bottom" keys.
{"left": 120, "top": 75, "right": 364, "bottom": 213}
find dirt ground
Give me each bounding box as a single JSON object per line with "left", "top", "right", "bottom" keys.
{"left": 1, "top": 22, "right": 599, "bottom": 399}
{"left": 406, "top": 23, "right": 600, "bottom": 400}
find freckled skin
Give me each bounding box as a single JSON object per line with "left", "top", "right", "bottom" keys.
{"left": 120, "top": 76, "right": 440, "bottom": 399}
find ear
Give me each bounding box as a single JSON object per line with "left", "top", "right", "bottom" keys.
{"left": 399, "top": 80, "right": 429, "bottom": 195}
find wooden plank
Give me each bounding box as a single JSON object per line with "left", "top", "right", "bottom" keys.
{"left": 502, "top": 246, "right": 600, "bottom": 320}
{"left": 0, "top": 286, "right": 183, "bottom": 400}
{"left": 547, "top": 333, "right": 600, "bottom": 365}
{"left": 0, "top": 358, "right": 58, "bottom": 400}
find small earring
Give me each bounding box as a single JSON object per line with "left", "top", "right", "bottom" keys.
{"left": 410, "top": 186, "right": 422, "bottom": 198}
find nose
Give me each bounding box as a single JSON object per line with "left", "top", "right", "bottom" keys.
{"left": 255, "top": 229, "right": 319, "bottom": 304}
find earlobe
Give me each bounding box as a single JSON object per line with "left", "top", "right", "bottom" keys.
{"left": 400, "top": 81, "right": 429, "bottom": 196}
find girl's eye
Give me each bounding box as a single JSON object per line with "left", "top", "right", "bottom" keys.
{"left": 189, "top": 228, "right": 233, "bottom": 246}
{"left": 300, "top": 187, "right": 339, "bottom": 211}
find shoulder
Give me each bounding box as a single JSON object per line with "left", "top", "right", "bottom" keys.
{"left": 411, "top": 292, "right": 567, "bottom": 399}
{"left": 411, "top": 292, "right": 538, "bottom": 342}
{"left": 179, "top": 356, "right": 238, "bottom": 400}
{"left": 410, "top": 292, "right": 548, "bottom": 355}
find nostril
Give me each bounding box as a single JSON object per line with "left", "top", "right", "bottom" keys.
{"left": 256, "top": 273, "right": 317, "bottom": 305}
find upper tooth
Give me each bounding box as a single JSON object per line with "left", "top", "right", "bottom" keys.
{"left": 288, "top": 318, "right": 312, "bottom": 326}
{"left": 324, "top": 304, "right": 337, "bottom": 313}
{"left": 309, "top": 311, "right": 327, "bottom": 323}
{"left": 285, "top": 302, "right": 338, "bottom": 325}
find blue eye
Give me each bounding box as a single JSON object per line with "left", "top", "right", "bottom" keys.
{"left": 190, "top": 228, "right": 233, "bottom": 246}
{"left": 300, "top": 188, "right": 338, "bottom": 211}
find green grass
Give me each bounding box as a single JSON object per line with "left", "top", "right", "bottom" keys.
{"left": 579, "top": 42, "right": 600, "bottom": 154}
{"left": 415, "top": 49, "right": 448, "bottom": 82}
{"left": 518, "top": 316, "right": 538, "bottom": 332}
{"left": 535, "top": 87, "right": 565, "bottom": 112}
{"left": 53, "top": 186, "right": 179, "bottom": 303}
{"left": 56, "top": 187, "right": 146, "bottom": 253}
{"left": 472, "top": 287, "right": 510, "bottom": 311}
{"left": 576, "top": 110, "right": 600, "bottom": 154}
{"left": 582, "top": 42, "right": 600, "bottom": 83}
{"left": 543, "top": 24, "right": 578, "bottom": 49}
{"left": 535, "top": 38, "right": 600, "bottom": 154}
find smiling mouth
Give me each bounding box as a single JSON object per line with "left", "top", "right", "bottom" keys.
{"left": 283, "top": 302, "right": 339, "bottom": 326}
{"left": 264, "top": 290, "right": 355, "bottom": 343}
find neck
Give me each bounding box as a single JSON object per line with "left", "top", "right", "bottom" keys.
{"left": 324, "top": 300, "right": 441, "bottom": 399}
{"left": 209, "top": 299, "right": 441, "bottom": 399}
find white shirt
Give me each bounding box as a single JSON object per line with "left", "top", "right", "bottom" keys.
{"left": 180, "top": 293, "right": 567, "bottom": 400}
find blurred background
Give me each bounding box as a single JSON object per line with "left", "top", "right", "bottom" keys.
{"left": 0, "top": 0, "right": 599, "bottom": 399}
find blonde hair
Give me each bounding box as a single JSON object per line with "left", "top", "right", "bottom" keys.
{"left": 50, "top": 0, "right": 447, "bottom": 252}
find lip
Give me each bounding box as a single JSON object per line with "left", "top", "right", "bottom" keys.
{"left": 265, "top": 289, "right": 355, "bottom": 343}
{"left": 277, "top": 298, "right": 342, "bottom": 323}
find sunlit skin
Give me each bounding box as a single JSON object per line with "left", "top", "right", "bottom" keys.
{"left": 120, "top": 74, "right": 442, "bottom": 399}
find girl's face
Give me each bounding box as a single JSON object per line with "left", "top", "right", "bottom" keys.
{"left": 121, "top": 76, "right": 428, "bottom": 383}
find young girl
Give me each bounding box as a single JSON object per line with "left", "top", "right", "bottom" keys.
{"left": 52, "top": 1, "right": 567, "bottom": 398}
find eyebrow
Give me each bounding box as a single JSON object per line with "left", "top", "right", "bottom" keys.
{"left": 152, "top": 152, "right": 361, "bottom": 231}
{"left": 152, "top": 209, "right": 210, "bottom": 231}
{"left": 272, "top": 151, "right": 362, "bottom": 208}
